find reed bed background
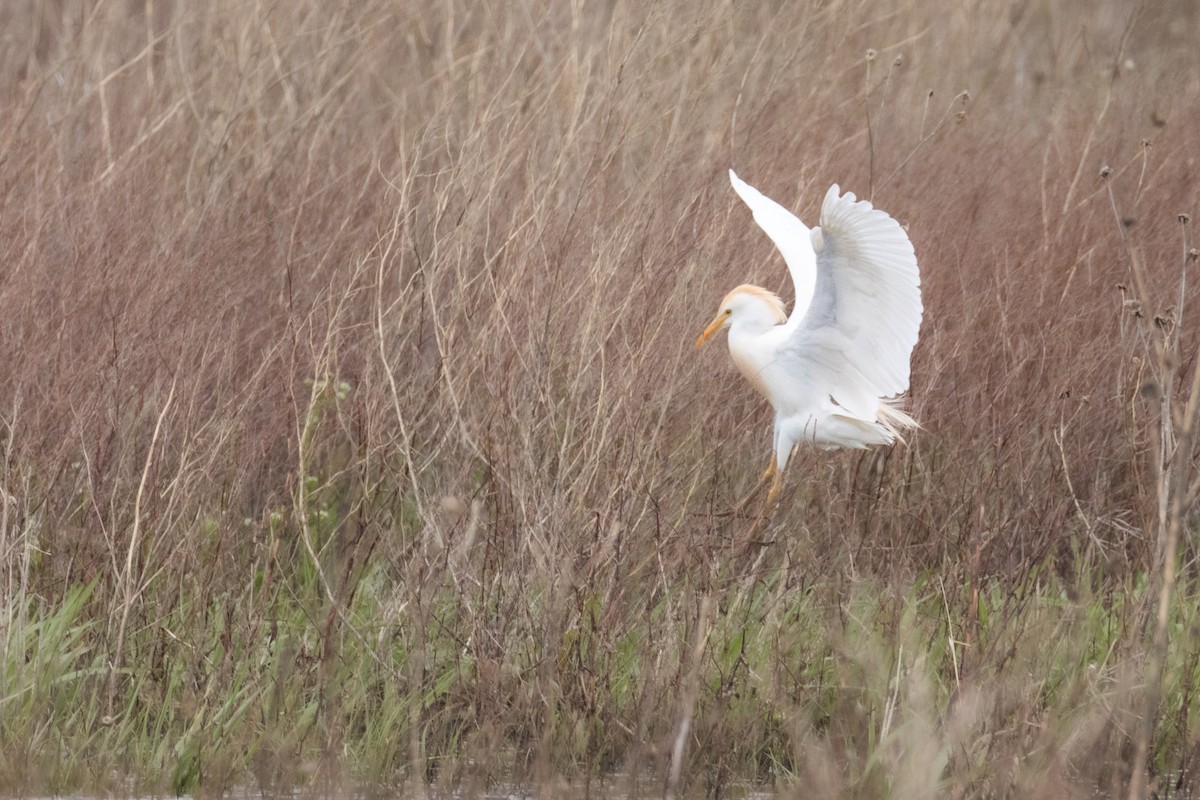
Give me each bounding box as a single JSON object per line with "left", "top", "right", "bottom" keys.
{"left": 1, "top": 0, "right": 1199, "bottom": 797}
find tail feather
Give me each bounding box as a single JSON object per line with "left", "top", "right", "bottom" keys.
{"left": 875, "top": 396, "right": 920, "bottom": 445}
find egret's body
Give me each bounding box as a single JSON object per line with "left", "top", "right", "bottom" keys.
{"left": 697, "top": 170, "right": 923, "bottom": 506}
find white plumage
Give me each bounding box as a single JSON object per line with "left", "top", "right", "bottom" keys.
{"left": 696, "top": 169, "right": 923, "bottom": 504}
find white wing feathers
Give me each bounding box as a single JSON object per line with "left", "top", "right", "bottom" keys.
{"left": 729, "top": 171, "right": 922, "bottom": 420}
{"left": 728, "top": 170, "right": 817, "bottom": 326}
{"left": 805, "top": 185, "right": 922, "bottom": 401}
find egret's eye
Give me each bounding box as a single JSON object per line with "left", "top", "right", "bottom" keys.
{"left": 724, "top": 309, "right": 732, "bottom": 316}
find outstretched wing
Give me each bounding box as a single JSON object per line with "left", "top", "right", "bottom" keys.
{"left": 780, "top": 185, "right": 922, "bottom": 416}
{"left": 728, "top": 170, "right": 817, "bottom": 326}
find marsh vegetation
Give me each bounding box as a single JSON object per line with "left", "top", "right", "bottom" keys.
{"left": 1, "top": 1, "right": 1200, "bottom": 797}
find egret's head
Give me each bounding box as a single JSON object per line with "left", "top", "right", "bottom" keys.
{"left": 695, "top": 284, "right": 786, "bottom": 347}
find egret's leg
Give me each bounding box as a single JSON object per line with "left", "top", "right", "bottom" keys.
{"left": 740, "top": 433, "right": 791, "bottom": 543}
{"left": 738, "top": 472, "right": 780, "bottom": 545}
{"left": 763, "top": 422, "right": 794, "bottom": 512}
{"left": 764, "top": 468, "right": 783, "bottom": 510}
{"left": 735, "top": 454, "right": 777, "bottom": 512}
{"left": 737, "top": 458, "right": 785, "bottom": 546}
{"left": 762, "top": 455, "right": 778, "bottom": 482}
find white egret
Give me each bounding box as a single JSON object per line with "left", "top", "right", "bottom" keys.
{"left": 696, "top": 170, "right": 922, "bottom": 507}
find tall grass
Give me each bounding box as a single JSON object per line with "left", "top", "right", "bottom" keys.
{"left": 1, "top": 0, "right": 1199, "bottom": 796}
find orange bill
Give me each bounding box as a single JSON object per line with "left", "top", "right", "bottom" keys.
{"left": 695, "top": 314, "right": 726, "bottom": 348}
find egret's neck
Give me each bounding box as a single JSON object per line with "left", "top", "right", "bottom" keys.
{"left": 726, "top": 315, "right": 786, "bottom": 398}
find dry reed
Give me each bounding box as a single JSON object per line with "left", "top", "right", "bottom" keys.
{"left": 1, "top": 0, "right": 1199, "bottom": 797}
